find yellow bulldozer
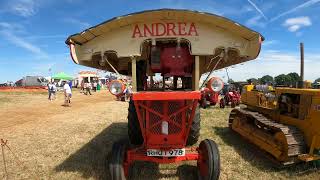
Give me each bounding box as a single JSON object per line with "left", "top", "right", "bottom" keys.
{"left": 229, "top": 84, "right": 320, "bottom": 165}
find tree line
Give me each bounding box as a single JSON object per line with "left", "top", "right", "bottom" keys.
{"left": 246, "top": 72, "right": 320, "bottom": 86}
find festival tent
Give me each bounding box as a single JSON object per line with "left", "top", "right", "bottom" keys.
{"left": 52, "top": 72, "right": 73, "bottom": 80}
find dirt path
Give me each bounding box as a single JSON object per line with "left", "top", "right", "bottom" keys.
{"left": 0, "top": 90, "right": 113, "bottom": 129}
{"left": 0, "top": 90, "right": 129, "bottom": 179}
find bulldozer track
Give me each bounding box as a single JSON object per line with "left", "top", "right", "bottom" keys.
{"left": 229, "top": 108, "right": 306, "bottom": 165}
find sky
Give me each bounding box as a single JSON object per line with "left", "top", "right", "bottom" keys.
{"left": 0, "top": 0, "right": 319, "bottom": 83}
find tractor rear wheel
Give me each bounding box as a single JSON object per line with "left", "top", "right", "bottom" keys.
{"left": 197, "top": 139, "right": 220, "bottom": 180}
{"left": 186, "top": 106, "right": 200, "bottom": 146}
{"left": 201, "top": 98, "right": 208, "bottom": 109}
{"left": 219, "top": 98, "right": 225, "bottom": 108}
{"left": 128, "top": 101, "right": 143, "bottom": 145}
{"left": 109, "top": 140, "right": 128, "bottom": 180}
{"left": 231, "top": 100, "right": 236, "bottom": 108}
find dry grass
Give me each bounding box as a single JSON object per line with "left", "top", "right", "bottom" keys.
{"left": 0, "top": 91, "right": 319, "bottom": 179}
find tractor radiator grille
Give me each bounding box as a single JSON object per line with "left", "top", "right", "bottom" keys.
{"left": 149, "top": 101, "right": 185, "bottom": 135}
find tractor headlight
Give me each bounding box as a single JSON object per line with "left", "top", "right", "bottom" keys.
{"left": 207, "top": 77, "right": 224, "bottom": 92}
{"left": 108, "top": 80, "right": 125, "bottom": 95}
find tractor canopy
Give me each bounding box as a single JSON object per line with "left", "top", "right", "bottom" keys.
{"left": 66, "top": 9, "right": 264, "bottom": 75}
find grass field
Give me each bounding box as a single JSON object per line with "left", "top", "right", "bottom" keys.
{"left": 0, "top": 91, "right": 319, "bottom": 179}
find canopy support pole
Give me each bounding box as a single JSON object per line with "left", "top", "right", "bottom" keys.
{"left": 193, "top": 56, "right": 200, "bottom": 91}
{"left": 131, "top": 57, "right": 137, "bottom": 92}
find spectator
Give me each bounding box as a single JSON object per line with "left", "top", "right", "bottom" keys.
{"left": 69, "top": 81, "right": 73, "bottom": 90}
{"left": 80, "top": 80, "right": 85, "bottom": 93}
{"left": 124, "top": 84, "right": 132, "bottom": 101}
{"left": 63, "top": 81, "right": 72, "bottom": 106}
{"left": 80, "top": 80, "right": 84, "bottom": 93}
{"left": 51, "top": 82, "right": 57, "bottom": 100}
{"left": 93, "top": 81, "right": 97, "bottom": 92}
{"left": 84, "top": 82, "right": 92, "bottom": 95}
{"left": 97, "top": 81, "right": 101, "bottom": 91}
{"left": 48, "top": 82, "right": 53, "bottom": 101}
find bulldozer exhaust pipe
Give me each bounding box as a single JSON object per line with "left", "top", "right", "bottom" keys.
{"left": 298, "top": 43, "right": 304, "bottom": 88}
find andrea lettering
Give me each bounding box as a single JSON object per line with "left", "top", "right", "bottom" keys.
{"left": 132, "top": 22, "right": 198, "bottom": 38}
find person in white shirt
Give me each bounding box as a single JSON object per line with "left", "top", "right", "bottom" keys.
{"left": 84, "top": 82, "right": 92, "bottom": 95}
{"left": 63, "top": 81, "right": 72, "bottom": 106}
{"left": 48, "top": 82, "right": 53, "bottom": 101}
{"left": 93, "top": 81, "right": 97, "bottom": 92}
{"left": 51, "top": 83, "right": 57, "bottom": 100}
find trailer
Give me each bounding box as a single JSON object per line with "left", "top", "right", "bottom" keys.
{"left": 15, "top": 76, "right": 48, "bottom": 87}
{"left": 65, "top": 9, "right": 263, "bottom": 180}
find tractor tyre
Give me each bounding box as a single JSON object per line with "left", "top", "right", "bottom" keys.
{"left": 109, "top": 140, "right": 128, "bottom": 180}
{"left": 128, "top": 101, "right": 143, "bottom": 145}
{"left": 231, "top": 100, "right": 236, "bottom": 108}
{"left": 219, "top": 98, "right": 225, "bottom": 108}
{"left": 186, "top": 106, "right": 200, "bottom": 146}
{"left": 201, "top": 98, "right": 207, "bottom": 109}
{"left": 197, "top": 139, "right": 220, "bottom": 180}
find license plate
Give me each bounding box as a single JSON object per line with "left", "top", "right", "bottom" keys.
{"left": 147, "top": 149, "right": 185, "bottom": 157}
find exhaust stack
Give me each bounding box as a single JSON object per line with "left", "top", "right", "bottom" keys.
{"left": 298, "top": 43, "right": 304, "bottom": 88}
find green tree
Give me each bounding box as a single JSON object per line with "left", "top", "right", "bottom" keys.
{"left": 314, "top": 77, "right": 320, "bottom": 83}
{"left": 228, "top": 78, "right": 234, "bottom": 83}
{"left": 260, "top": 75, "right": 274, "bottom": 85}
{"left": 275, "top": 74, "right": 292, "bottom": 86}
{"left": 247, "top": 78, "right": 258, "bottom": 85}
{"left": 287, "top": 72, "right": 300, "bottom": 86}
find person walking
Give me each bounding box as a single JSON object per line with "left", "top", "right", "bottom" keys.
{"left": 51, "top": 82, "right": 57, "bottom": 100}
{"left": 97, "top": 80, "right": 102, "bottom": 91}
{"left": 93, "top": 81, "right": 97, "bottom": 92}
{"left": 63, "top": 81, "right": 72, "bottom": 106}
{"left": 80, "top": 80, "right": 84, "bottom": 93}
{"left": 84, "top": 82, "right": 92, "bottom": 95}
{"left": 48, "top": 82, "right": 53, "bottom": 101}
{"left": 124, "top": 84, "right": 132, "bottom": 101}
{"left": 68, "top": 81, "right": 73, "bottom": 90}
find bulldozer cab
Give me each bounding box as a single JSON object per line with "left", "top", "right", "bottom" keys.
{"left": 276, "top": 88, "right": 320, "bottom": 120}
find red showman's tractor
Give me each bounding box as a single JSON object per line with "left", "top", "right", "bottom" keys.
{"left": 108, "top": 80, "right": 126, "bottom": 101}
{"left": 220, "top": 84, "right": 241, "bottom": 108}
{"left": 66, "top": 9, "right": 263, "bottom": 180}
{"left": 200, "top": 77, "right": 224, "bottom": 108}
{"left": 219, "top": 89, "right": 241, "bottom": 108}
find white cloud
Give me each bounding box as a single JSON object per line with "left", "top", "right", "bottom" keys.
{"left": 283, "top": 16, "right": 312, "bottom": 32}
{"left": 0, "top": 30, "right": 48, "bottom": 58}
{"left": 284, "top": 17, "right": 312, "bottom": 26}
{"left": 25, "top": 34, "right": 66, "bottom": 40}
{"left": 245, "top": 15, "right": 266, "bottom": 28}
{"left": 270, "top": 0, "right": 320, "bottom": 22}
{"left": 0, "top": 22, "right": 48, "bottom": 58}
{"left": 63, "top": 18, "right": 91, "bottom": 29}
{"left": 212, "top": 50, "right": 320, "bottom": 82}
{"left": 0, "top": 21, "right": 25, "bottom": 33}
{"left": 262, "top": 40, "right": 278, "bottom": 46}
{"left": 6, "top": 0, "right": 38, "bottom": 17}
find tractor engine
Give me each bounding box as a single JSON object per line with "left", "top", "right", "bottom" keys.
{"left": 150, "top": 43, "right": 193, "bottom": 78}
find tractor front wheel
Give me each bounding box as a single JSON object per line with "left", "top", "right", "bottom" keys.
{"left": 197, "top": 139, "right": 220, "bottom": 180}
{"left": 109, "top": 140, "right": 128, "bottom": 180}
{"left": 186, "top": 106, "right": 200, "bottom": 146}
{"left": 128, "top": 101, "right": 143, "bottom": 145}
